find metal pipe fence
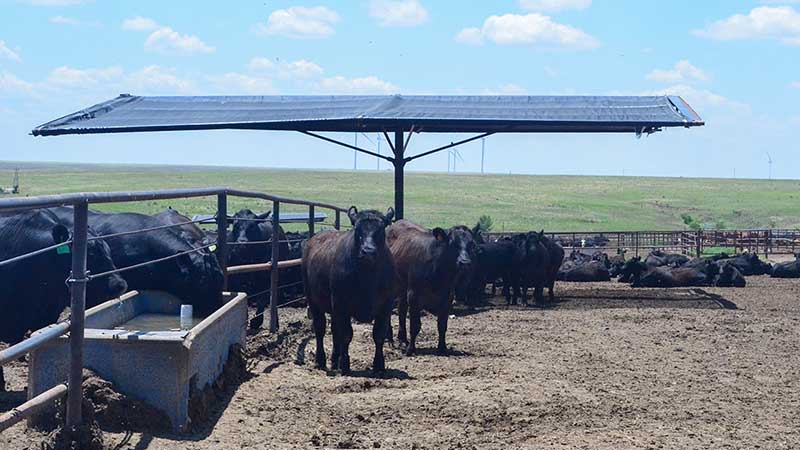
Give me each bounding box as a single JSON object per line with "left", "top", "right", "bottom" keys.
{"left": 487, "top": 228, "right": 800, "bottom": 257}
{"left": 0, "top": 187, "right": 348, "bottom": 435}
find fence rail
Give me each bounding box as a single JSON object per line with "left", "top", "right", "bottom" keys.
{"left": 0, "top": 187, "right": 348, "bottom": 436}
{"left": 487, "top": 228, "right": 800, "bottom": 257}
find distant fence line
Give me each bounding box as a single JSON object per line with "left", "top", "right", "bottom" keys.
{"left": 487, "top": 229, "right": 800, "bottom": 257}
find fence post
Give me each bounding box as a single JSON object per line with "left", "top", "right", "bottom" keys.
{"left": 696, "top": 230, "right": 702, "bottom": 257}
{"left": 269, "top": 200, "right": 280, "bottom": 333}
{"left": 335, "top": 210, "right": 341, "bottom": 230}
{"left": 308, "top": 205, "right": 315, "bottom": 237}
{"left": 66, "top": 201, "right": 89, "bottom": 429}
{"left": 765, "top": 229, "right": 771, "bottom": 257}
{"left": 216, "top": 193, "right": 228, "bottom": 290}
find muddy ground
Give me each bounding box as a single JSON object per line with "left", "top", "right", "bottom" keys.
{"left": 3, "top": 276, "right": 799, "bottom": 449}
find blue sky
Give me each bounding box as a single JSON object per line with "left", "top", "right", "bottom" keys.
{"left": 0, "top": 0, "right": 798, "bottom": 179}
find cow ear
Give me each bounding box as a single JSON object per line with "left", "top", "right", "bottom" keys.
{"left": 472, "top": 222, "right": 481, "bottom": 236}
{"left": 52, "top": 224, "right": 70, "bottom": 244}
{"left": 539, "top": 229, "right": 545, "bottom": 238}
{"left": 384, "top": 207, "right": 394, "bottom": 226}
{"left": 432, "top": 227, "right": 447, "bottom": 242}
{"left": 257, "top": 211, "right": 271, "bottom": 220}
{"left": 347, "top": 206, "right": 358, "bottom": 225}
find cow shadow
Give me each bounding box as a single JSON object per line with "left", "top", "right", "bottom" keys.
{"left": 412, "top": 347, "right": 473, "bottom": 357}
{"left": 341, "top": 368, "right": 413, "bottom": 380}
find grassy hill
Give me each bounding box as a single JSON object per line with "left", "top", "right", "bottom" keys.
{"left": 1, "top": 161, "right": 798, "bottom": 232}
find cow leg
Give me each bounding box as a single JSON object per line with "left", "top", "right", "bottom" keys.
{"left": 436, "top": 307, "right": 450, "bottom": 356}
{"left": 406, "top": 291, "right": 421, "bottom": 356}
{"left": 397, "top": 285, "right": 409, "bottom": 345}
{"left": 548, "top": 278, "right": 556, "bottom": 302}
{"left": 372, "top": 305, "right": 391, "bottom": 374}
{"left": 534, "top": 283, "right": 544, "bottom": 305}
{"left": 339, "top": 316, "right": 353, "bottom": 375}
{"left": 249, "top": 294, "right": 266, "bottom": 330}
{"left": 0, "top": 367, "right": 5, "bottom": 392}
{"left": 330, "top": 311, "right": 342, "bottom": 372}
{"left": 308, "top": 302, "right": 327, "bottom": 370}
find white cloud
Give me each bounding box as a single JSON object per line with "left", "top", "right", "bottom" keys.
{"left": 641, "top": 84, "right": 748, "bottom": 112}
{"left": 207, "top": 73, "right": 275, "bottom": 94}
{"left": 369, "top": 0, "right": 428, "bottom": 27}
{"left": 144, "top": 27, "right": 215, "bottom": 55}
{"left": 518, "top": 0, "right": 592, "bottom": 13}
{"left": 122, "top": 17, "right": 214, "bottom": 55}
{"left": 317, "top": 75, "right": 398, "bottom": 94}
{"left": 255, "top": 6, "right": 339, "bottom": 39}
{"left": 455, "top": 27, "right": 484, "bottom": 45}
{"left": 791, "top": 81, "right": 800, "bottom": 88}
{"left": 0, "top": 71, "right": 34, "bottom": 94}
{"left": 247, "top": 57, "right": 324, "bottom": 79}
{"left": 646, "top": 60, "right": 708, "bottom": 83}
{"left": 46, "top": 65, "right": 124, "bottom": 87}
{"left": 693, "top": 6, "right": 800, "bottom": 45}
{"left": 122, "top": 16, "right": 158, "bottom": 31}
{"left": 127, "top": 65, "right": 194, "bottom": 94}
{"left": 455, "top": 13, "right": 599, "bottom": 49}
{"left": 0, "top": 40, "right": 21, "bottom": 62}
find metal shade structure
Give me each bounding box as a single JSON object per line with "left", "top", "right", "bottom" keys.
{"left": 32, "top": 94, "right": 704, "bottom": 218}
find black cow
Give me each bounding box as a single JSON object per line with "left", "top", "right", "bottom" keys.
{"left": 0, "top": 209, "right": 127, "bottom": 391}
{"left": 302, "top": 207, "right": 395, "bottom": 375}
{"left": 511, "top": 231, "right": 549, "bottom": 305}
{"left": 388, "top": 220, "right": 476, "bottom": 356}
{"left": 540, "top": 234, "right": 565, "bottom": 301}
{"left": 626, "top": 258, "right": 719, "bottom": 288}
{"left": 645, "top": 249, "right": 690, "bottom": 267}
{"left": 557, "top": 260, "right": 611, "bottom": 282}
{"left": 53, "top": 208, "right": 224, "bottom": 316}
{"left": 468, "top": 238, "right": 517, "bottom": 304}
{"left": 714, "top": 261, "right": 746, "bottom": 287}
{"left": 226, "top": 209, "right": 290, "bottom": 329}
{"left": 771, "top": 255, "right": 800, "bottom": 278}
{"left": 153, "top": 207, "right": 211, "bottom": 246}
{"left": 723, "top": 252, "right": 772, "bottom": 276}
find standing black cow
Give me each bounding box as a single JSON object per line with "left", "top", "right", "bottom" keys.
{"left": 302, "top": 207, "right": 395, "bottom": 375}
{"left": 0, "top": 209, "right": 127, "bottom": 391}
{"left": 226, "top": 209, "right": 290, "bottom": 329}
{"left": 53, "top": 208, "right": 224, "bottom": 316}
{"left": 468, "top": 238, "right": 517, "bottom": 304}
{"left": 388, "top": 220, "right": 476, "bottom": 356}
{"left": 540, "top": 234, "right": 564, "bottom": 302}
{"left": 512, "top": 231, "right": 549, "bottom": 305}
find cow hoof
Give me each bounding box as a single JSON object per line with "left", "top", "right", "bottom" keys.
{"left": 437, "top": 347, "right": 449, "bottom": 356}
{"left": 404, "top": 347, "right": 416, "bottom": 357}
{"left": 248, "top": 317, "right": 264, "bottom": 330}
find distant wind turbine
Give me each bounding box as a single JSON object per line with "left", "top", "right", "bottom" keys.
{"left": 766, "top": 152, "right": 773, "bottom": 180}
{"left": 450, "top": 148, "right": 464, "bottom": 173}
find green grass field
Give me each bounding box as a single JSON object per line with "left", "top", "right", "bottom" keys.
{"left": 1, "top": 161, "right": 799, "bottom": 232}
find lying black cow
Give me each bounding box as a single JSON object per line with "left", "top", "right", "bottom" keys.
{"left": 0, "top": 210, "right": 127, "bottom": 391}
{"left": 226, "top": 209, "right": 290, "bottom": 329}
{"left": 54, "top": 207, "right": 224, "bottom": 316}
{"left": 714, "top": 261, "right": 746, "bottom": 287}
{"left": 771, "top": 255, "right": 800, "bottom": 278}
{"left": 557, "top": 260, "right": 611, "bottom": 282}
{"left": 722, "top": 252, "right": 772, "bottom": 276}
{"left": 645, "top": 249, "right": 690, "bottom": 267}
{"left": 623, "top": 257, "right": 718, "bottom": 287}
{"left": 303, "top": 207, "right": 395, "bottom": 375}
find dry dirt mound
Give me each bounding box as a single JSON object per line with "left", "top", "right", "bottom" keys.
{"left": 82, "top": 369, "right": 172, "bottom": 434}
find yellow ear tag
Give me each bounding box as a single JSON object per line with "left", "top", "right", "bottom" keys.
{"left": 208, "top": 244, "right": 217, "bottom": 253}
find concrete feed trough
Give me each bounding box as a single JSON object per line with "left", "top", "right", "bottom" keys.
{"left": 28, "top": 290, "right": 247, "bottom": 432}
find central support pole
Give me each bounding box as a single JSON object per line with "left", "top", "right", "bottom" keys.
{"left": 393, "top": 131, "right": 405, "bottom": 220}
{"left": 66, "top": 201, "right": 88, "bottom": 429}
{"left": 269, "top": 200, "right": 280, "bottom": 333}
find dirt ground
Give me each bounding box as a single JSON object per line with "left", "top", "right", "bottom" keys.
{"left": 3, "top": 276, "right": 799, "bottom": 450}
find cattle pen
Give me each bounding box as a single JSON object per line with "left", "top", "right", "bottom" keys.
{"left": 0, "top": 187, "right": 348, "bottom": 437}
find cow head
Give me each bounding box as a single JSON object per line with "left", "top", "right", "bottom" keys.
{"left": 445, "top": 225, "right": 476, "bottom": 270}
{"left": 618, "top": 256, "right": 647, "bottom": 283}
{"left": 84, "top": 230, "right": 128, "bottom": 305}
{"left": 349, "top": 206, "right": 393, "bottom": 262}
{"left": 173, "top": 246, "right": 224, "bottom": 316}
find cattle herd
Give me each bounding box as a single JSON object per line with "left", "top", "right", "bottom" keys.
{"left": 2, "top": 205, "right": 800, "bottom": 382}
